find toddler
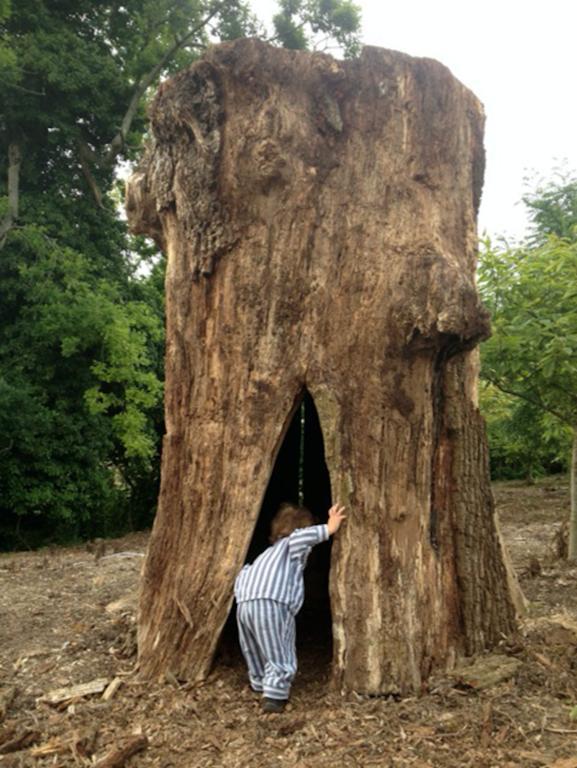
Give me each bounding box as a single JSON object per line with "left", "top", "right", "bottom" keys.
{"left": 235, "top": 502, "right": 346, "bottom": 713}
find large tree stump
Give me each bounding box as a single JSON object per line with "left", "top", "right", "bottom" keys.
{"left": 126, "top": 38, "right": 516, "bottom": 695}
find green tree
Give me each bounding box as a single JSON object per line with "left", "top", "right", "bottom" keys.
{"left": 523, "top": 170, "right": 577, "bottom": 244}
{"left": 0, "top": 0, "right": 362, "bottom": 547}
{"left": 479, "top": 381, "right": 567, "bottom": 481}
{"left": 272, "top": 0, "right": 361, "bottom": 56}
{"left": 479, "top": 190, "right": 577, "bottom": 557}
{"left": 0, "top": 0, "right": 360, "bottom": 240}
{"left": 0, "top": 225, "right": 165, "bottom": 545}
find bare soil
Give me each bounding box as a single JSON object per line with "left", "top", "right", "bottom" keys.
{"left": 1, "top": 476, "right": 577, "bottom": 767}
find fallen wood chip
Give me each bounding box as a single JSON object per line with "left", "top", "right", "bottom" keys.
{"left": 0, "top": 729, "right": 40, "bottom": 755}
{"left": 38, "top": 678, "right": 109, "bottom": 705}
{"left": 480, "top": 701, "right": 493, "bottom": 749}
{"left": 93, "top": 735, "right": 149, "bottom": 768}
{"left": 529, "top": 650, "right": 557, "bottom": 670}
{"left": 0, "top": 724, "right": 17, "bottom": 749}
{"left": 450, "top": 654, "right": 523, "bottom": 690}
{"left": 72, "top": 726, "right": 99, "bottom": 760}
{"left": 100, "top": 552, "right": 144, "bottom": 561}
{"left": 547, "top": 758, "right": 577, "bottom": 768}
{"left": 549, "top": 612, "right": 577, "bottom": 635}
{"left": 0, "top": 687, "right": 17, "bottom": 722}
{"left": 29, "top": 737, "right": 67, "bottom": 757}
{"left": 13, "top": 648, "right": 54, "bottom": 672}
{"left": 105, "top": 596, "right": 137, "bottom": 614}
{"left": 545, "top": 728, "right": 577, "bottom": 735}
{"left": 526, "top": 614, "right": 577, "bottom": 644}
{"left": 102, "top": 678, "right": 123, "bottom": 701}
{"left": 30, "top": 726, "right": 99, "bottom": 760}
{"left": 514, "top": 750, "right": 553, "bottom": 766}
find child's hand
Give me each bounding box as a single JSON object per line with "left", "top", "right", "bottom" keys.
{"left": 327, "top": 504, "right": 346, "bottom": 536}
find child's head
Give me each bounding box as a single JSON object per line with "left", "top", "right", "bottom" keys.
{"left": 270, "top": 503, "right": 314, "bottom": 543}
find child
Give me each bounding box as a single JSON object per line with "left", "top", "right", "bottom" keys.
{"left": 235, "top": 502, "right": 346, "bottom": 713}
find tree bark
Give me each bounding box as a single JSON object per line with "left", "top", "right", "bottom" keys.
{"left": 77, "top": 139, "right": 104, "bottom": 209}
{"left": 72, "top": 5, "right": 225, "bottom": 209}
{"left": 569, "top": 427, "right": 577, "bottom": 561}
{"left": 0, "top": 142, "right": 21, "bottom": 247}
{"left": 126, "top": 38, "right": 517, "bottom": 695}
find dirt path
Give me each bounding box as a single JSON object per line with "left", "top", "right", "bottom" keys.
{"left": 1, "top": 478, "right": 576, "bottom": 767}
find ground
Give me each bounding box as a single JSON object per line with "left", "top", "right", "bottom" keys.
{"left": 1, "top": 477, "right": 577, "bottom": 767}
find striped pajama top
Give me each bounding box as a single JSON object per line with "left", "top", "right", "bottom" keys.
{"left": 234, "top": 524, "right": 329, "bottom": 615}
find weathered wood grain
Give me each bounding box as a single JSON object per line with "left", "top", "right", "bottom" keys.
{"left": 126, "top": 38, "right": 516, "bottom": 694}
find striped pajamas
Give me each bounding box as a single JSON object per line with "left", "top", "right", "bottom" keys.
{"left": 235, "top": 524, "right": 329, "bottom": 700}
{"left": 237, "top": 600, "right": 296, "bottom": 699}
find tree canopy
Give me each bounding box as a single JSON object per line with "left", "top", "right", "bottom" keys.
{"left": 0, "top": 0, "right": 361, "bottom": 548}
{"left": 478, "top": 175, "right": 577, "bottom": 558}
{"left": 272, "top": 0, "right": 361, "bottom": 56}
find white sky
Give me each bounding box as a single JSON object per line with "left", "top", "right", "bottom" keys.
{"left": 248, "top": 0, "right": 577, "bottom": 242}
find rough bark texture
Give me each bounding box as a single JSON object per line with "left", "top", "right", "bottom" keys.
{"left": 126, "top": 38, "right": 516, "bottom": 694}
{"left": 569, "top": 428, "right": 577, "bottom": 561}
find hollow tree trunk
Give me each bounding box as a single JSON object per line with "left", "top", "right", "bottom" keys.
{"left": 126, "top": 38, "right": 517, "bottom": 694}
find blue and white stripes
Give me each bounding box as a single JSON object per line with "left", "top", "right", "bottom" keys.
{"left": 235, "top": 524, "right": 329, "bottom": 615}
{"left": 235, "top": 524, "right": 330, "bottom": 700}
{"left": 237, "top": 600, "right": 296, "bottom": 699}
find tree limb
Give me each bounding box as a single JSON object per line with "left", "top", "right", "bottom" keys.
{"left": 484, "top": 375, "right": 570, "bottom": 425}
{"left": 5, "top": 82, "right": 46, "bottom": 96}
{"left": 0, "top": 142, "right": 22, "bottom": 249}
{"left": 104, "top": 3, "right": 226, "bottom": 166}
{"left": 509, "top": 360, "right": 577, "bottom": 405}
{"left": 78, "top": 139, "right": 104, "bottom": 208}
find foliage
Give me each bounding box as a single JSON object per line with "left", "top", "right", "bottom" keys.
{"left": 0, "top": 225, "right": 164, "bottom": 547}
{"left": 479, "top": 242, "right": 577, "bottom": 426}
{"left": 210, "top": 0, "right": 260, "bottom": 40}
{"left": 479, "top": 382, "right": 568, "bottom": 480}
{"left": 523, "top": 170, "right": 577, "bottom": 244}
{"left": 0, "top": 0, "right": 363, "bottom": 548}
{"left": 272, "top": 0, "right": 362, "bottom": 56}
{"left": 0, "top": 0, "right": 16, "bottom": 79}
{"left": 478, "top": 177, "right": 577, "bottom": 482}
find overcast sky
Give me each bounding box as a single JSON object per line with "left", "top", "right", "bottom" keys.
{"left": 248, "top": 0, "right": 577, "bottom": 242}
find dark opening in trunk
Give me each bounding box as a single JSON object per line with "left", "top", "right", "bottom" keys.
{"left": 217, "top": 389, "right": 333, "bottom": 668}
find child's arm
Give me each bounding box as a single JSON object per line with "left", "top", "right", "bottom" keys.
{"left": 288, "top": 525, "right": 328, "bottom": 559}
{"left": 288, "top": 504, "right": 347, "bottom": 559}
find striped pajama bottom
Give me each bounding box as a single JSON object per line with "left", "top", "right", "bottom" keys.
{"left": 236, "top": 599, "right": 297, "bottom": 700}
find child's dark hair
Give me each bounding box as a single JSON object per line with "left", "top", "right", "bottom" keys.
{"left": 270, "top": 503, "right": 314, "bottom": 543}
